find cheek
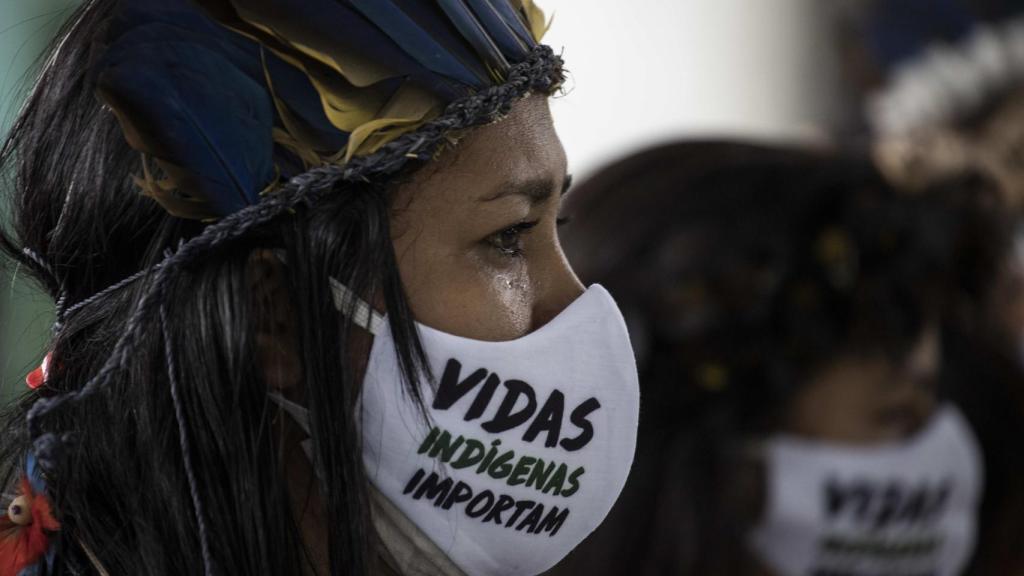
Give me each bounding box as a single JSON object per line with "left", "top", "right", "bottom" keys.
{"left": 397, "top": 238, "right": 536, "bottom": 341}
{"left": 487, "top": 267, "right": 533, "bottom": 332}
{"left": 469, "top": 261, "right": 535, "bottom": 339}
{"left": 786, "top": 380, "right": 872, "bottom": 442}
{"left": 785, "top": 364, "right": 889, "bottom": 444}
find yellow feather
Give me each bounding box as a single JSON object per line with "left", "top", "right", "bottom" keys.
{"left": 261, "top": 52, "right": 331, "bottom": 168}
{"left": 136, "top": 156, "right": 218, "bottom": 220}
{"left": 212, "top": 17, "right": 404, "bottom": 132}
{"left": 231, "top": 18, "right": 438, "bottom": 143}
{"left": 306, "top": 66, "right": 396, "bottom": 132}
{"left": 239, "top": 18, "right": 396, "bottom": 88}
{"left": 271, "top": 127, "right": 324, "bottom": 168}
{"left": 343, "top": 85, "right": 440, "bottom": 160}
{"left": 517, "top": 0, "right": 552, "bottom": 42}
{"left": 198, "top": 2, "right": 500, "bottom": 169}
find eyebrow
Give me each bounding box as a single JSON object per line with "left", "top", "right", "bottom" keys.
{"left": 479, "top": 173, "right": 572, "bottom": 205}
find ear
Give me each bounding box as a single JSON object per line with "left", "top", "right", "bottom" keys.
{"left": 249, "top": 249, "right": 302, "bottom": 390}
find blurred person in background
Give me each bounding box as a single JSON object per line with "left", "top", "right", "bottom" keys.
{"left": 842, "top": 0, "right": 1024, "bottom": 367}
{"left": 545, "top": 141, "right": 1022, "bottom": 576}
{"left": 842, "top": 4, "right": 1024, "bottom": 569}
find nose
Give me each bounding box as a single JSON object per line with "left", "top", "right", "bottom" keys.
{"left": 530, "top": 247, "right": 585, "bottom": 331}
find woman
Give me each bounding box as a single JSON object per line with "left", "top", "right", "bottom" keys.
{"left": 844, "top": 6, "right": 1024, "bottom": 568}
{"left": 845, "top": 0, "right": 1024, "bottom": 377}
{"left": 549, "top": 141, "right": 1017, "bottom": 575}
{"left": 0, "top": 1, "right": 640, "bottom": 575}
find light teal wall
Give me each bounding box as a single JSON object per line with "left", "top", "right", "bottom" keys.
{"left": 1, "top": 1, "right": 78, "bottom": 403}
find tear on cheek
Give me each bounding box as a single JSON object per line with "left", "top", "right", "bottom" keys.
{"left": 492, "top": 274, "right": 533, "bottom": 338}
{"left": 495, "top": 274, "right": 522, "bottom": 292}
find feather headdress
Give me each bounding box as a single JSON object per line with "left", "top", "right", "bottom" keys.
{"left": 96, "top": 0, "right": 555, "bottom": 220}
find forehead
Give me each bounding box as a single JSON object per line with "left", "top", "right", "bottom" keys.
{"left": 456, "top": 94, "right": 565, "bottom": 173}
{"left": 398, "top": 94, "right": 566, "bottom": 206}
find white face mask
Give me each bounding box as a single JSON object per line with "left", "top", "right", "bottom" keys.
{"left": 748, "top": 405, "right": 983, "bottom": 576}
{"left": 275, "top": 282, "right": 640, "bottom": 576}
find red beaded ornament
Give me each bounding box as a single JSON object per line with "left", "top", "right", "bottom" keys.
{"left": 24, "top": 353, "right": 50, "bottom": 390}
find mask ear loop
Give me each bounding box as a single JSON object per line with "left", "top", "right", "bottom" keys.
{"left": 267, "top": 392, "right": 315, "bottom": 460}
{"left": 267, "top": 275, "right": 383, "bottom": 461}
{"left": 269, "top": 251, "right": 385, "bottom": 336}
{"left": 329, "top": 277, "right": 386, "bottom": 336}
{"left": 267, "top": 393, "right": 311, "bottom": 430}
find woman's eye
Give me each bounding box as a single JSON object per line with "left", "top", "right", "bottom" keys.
{"left": 488, "top": 220, "right": 538, "bottom": 257}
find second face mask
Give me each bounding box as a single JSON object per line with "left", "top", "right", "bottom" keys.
{"left": 748, "top": 405, "right": 983, "bottom": 576}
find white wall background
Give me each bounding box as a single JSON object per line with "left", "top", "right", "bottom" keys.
{"left": 540, "top": 0, "right": 851, "bottom": 176}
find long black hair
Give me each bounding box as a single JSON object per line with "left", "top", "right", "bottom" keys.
{"left": 549, "top": 141, "right": 1017, "bottom": 575}
{"left": 0, "top": 1, "right": 435, "bottom": 574}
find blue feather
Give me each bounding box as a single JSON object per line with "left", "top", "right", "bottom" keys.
{"left": 25, "top": 453, "right": 44, "bottom": 495}
{"left": 111, "top": 1, "right": 346, "bottom": 153}
{"left": 463, "top": 0, "right": 531, "bottom": 59}
{"left": 434, "top": 0, "right": 510, "bottom": 76}
{"left": 97, "top": 40, "right": 276, "bottom": 217}
{"left": 272, "top": 146, "right": 310, "bottom": 180}
{"left": 481, "top": 0, "right": 537, "bottom": 47}
{"left": 348, "top": 0, "right": 495, "bottom": 86}
{"left": 340, "top": 0, "right": 491, "bottom": 87}
{"left": 263, "top": 53, "right": 351, "bottom": 153}
{"left": 211, "top": 0, "right": 480, "bottom": 96}
{"left": 104, "top": 0, "right": 348, "bottom": 189}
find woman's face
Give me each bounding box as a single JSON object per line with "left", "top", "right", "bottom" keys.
{"left": 390, "top": 94, "right": 583, "bottom": 340}
{"left": 741, "top": 326, "right": 943, "bottom": 576}
{"left": 784, "top": 325, "right": 940, "bottom": 444}
{"left": 278, "top": 94, "right": 582, "bottom": 576}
